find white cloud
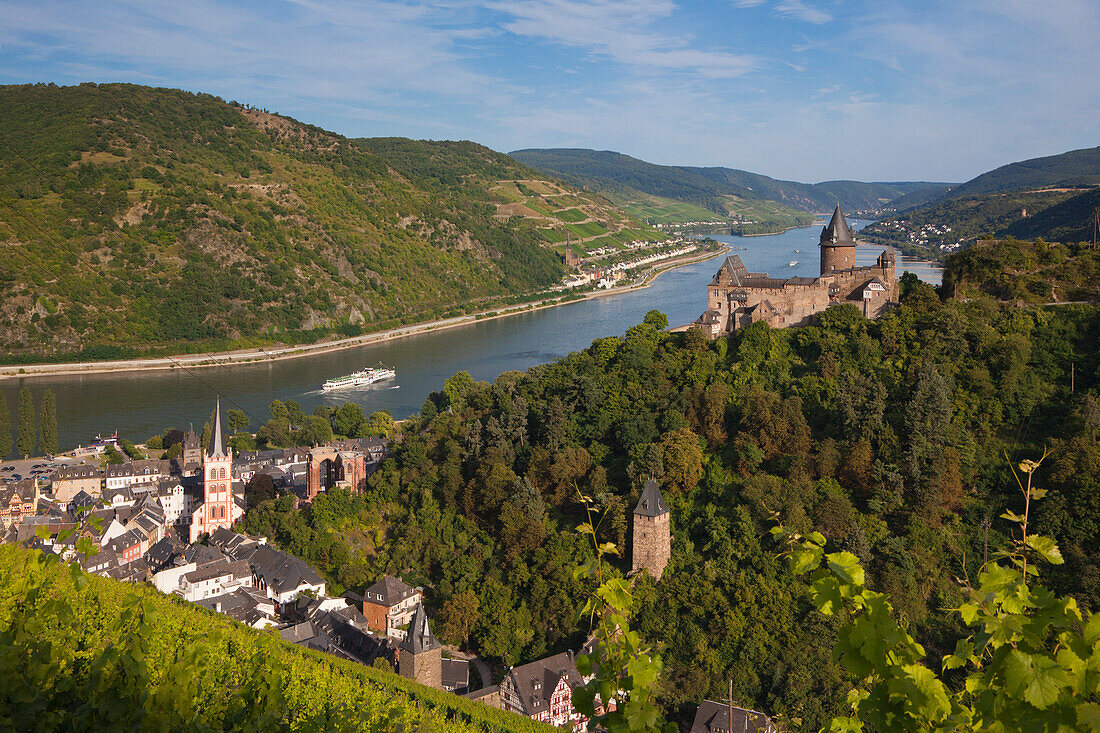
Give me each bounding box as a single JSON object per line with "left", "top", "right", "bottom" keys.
{"left": 775, "top": 0, "right": 832, "bottom": 24}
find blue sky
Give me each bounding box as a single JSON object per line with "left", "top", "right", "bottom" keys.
{"left": 1, "top": 0, "right": 1097, "bottom": 182}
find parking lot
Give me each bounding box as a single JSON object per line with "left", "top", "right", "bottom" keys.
{"left": 0, "top": 455, "right": 89, "bottom": 484}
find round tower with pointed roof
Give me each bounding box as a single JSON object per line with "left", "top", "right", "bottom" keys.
{"left": 820, "top": 204, "right": 857, "bottom": 275}
{"left": 632, "top": 478, "right": 671, "bottom": 581}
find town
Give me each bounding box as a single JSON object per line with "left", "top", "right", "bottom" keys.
{"left": 0, "top": 400, "right": 775, "bottom": 732}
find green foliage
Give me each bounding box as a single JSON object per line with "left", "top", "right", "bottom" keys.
{"left": 118, "top": 438, "right": 144, "bottom": 460}
{"left": 776, "top": 450, "right": 1099, "bottom": 731}
{"left": 226, "top": 408, "right": 250, "bottom": 433}
{"left": 573, "top": 499, "right": 665, "bottom": 732}
{"left": 0, "top": 545, "right": 554, "bottom": 732}
{"left": 0, "top": 392, "right": 10, "bottom": 459}
{"left": 38, "top": 389, "right": 57, "bottom": 456}
{"left": 362, "top": 409, "right": 395, "bottom": 438}
{"left": 16, "top": 387, "right": 34, "bottom": 457}
{"left": 942, "top": 237, "right": 1100, "bottom": 303}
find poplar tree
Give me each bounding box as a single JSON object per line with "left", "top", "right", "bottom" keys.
{"left": 40, "top": 389, "right": 58, "bottom": 456}
{"left": 0, "top": 392, "right": 10, "bottom": 459}
{"left": 16, "top": 387, "right": 35, "bottom": 457}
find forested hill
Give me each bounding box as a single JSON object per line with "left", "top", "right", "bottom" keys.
{"left": 509, "top": 148, "right": 950, "bottom": 214}
{"left": 0, "top": 83, "right": 653, "bottom": 360}
{"left": 945, "top": 145, "right": 1100, "bottom": 199}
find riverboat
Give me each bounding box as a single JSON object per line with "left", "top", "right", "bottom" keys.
{"left": 788, "top": 260, "right": 798, "bottom": 267}
{"left": 322, "top": 364, "right": 396, "bottom": 391}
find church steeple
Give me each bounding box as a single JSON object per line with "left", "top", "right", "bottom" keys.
{"left": 207, "top": 397, "right": 228, "bottom": 460}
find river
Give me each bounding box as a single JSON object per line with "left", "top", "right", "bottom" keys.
{"left": 4, "top": 221, "right": 940, "bottom": 451}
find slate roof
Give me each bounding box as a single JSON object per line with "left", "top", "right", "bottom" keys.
{"left": 51, "top": 464, "right": 102, "bottom": 481}
{"left": 443, "top": 658, "right": 470, "bottom": 692}
{"left": 364, "top": 575, "right": 418, "bottom": 607}
{"left": 279, "top": 621, "right": 334, "bottom": 652}
{"left": 183, "top": 558, "right": 251, "bottom": 585}
{"left": 400, "top": 603, "right": 440, "bottom": 654}
{"left": 106, "top": 459, "right": 171, "bottom": 479}
{"left": 504, "top": 651, "right": 583, "bottom": 716}
{"left": 207, "top": 398, "right": 230, "bottom": 460}
{"left": 690, "top": 700, "right": 778, "bottom": 733}
{"left": 246, "top": 544, "right": 325, "bottom": 595}
{"left": 709, "top": 255, "right": 815, "bottom": 290}
{"left": 820, "top": 204, "right": 855, "bottom": 245}
{"left": 180, "top": 542, "right": 226, "bottom": 567}
{"left": 634, "top": 478, "right": 669, "bottom": 518}
{"left": 146, "top": 537, "right": 183, "bottom": 571}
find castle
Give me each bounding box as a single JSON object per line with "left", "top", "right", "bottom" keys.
{"left": 694, "top": 205, "right": 898, "bottom": 336}
{"left": 632, "top": 478, "right": 671, "bottom": 581}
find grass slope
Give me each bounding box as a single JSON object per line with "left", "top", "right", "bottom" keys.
{"left": 0, "top": 544, "right": 551, "bottom": 732}
{"left": 947, "top": 146, "right": 1100, "bottom": 198}
{"left": 0, "top": 84, "right": 653, "bottom": 361}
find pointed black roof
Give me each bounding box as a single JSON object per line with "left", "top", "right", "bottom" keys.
{"left": 400, "top": 603, "right": 440, "bottom": 654}
{"left": 634, "top": 478, "right": 669, "bottom": 518}
{"left": 207, "top": 398, "right": 229, "bottom": 460}
{"left": 819, "top": 204, "right": 855, "bottom": 245}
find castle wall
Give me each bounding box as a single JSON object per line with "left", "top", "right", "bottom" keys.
{"left": 400, "top": 647, "right": 442, "bottom": 690}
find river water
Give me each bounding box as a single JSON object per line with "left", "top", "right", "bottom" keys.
{"left": 4, "top": 221, "right": 940, "bottom": 451}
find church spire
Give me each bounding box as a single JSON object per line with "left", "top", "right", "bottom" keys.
{"left": 207, "top": 397, "right": 228, "bottom": 460}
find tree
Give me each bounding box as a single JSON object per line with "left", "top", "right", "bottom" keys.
{"left": 16, "top": 387, "right": 35, "bottom": 457}
{"left": 246, "top": 472, "right": 277, "bottom": 509}
{"left": 658, "top": 428, "right": 704, "bottom": 493}
{"left": 437, "top": 591, "right": 480, "bottom": 648}
{"left": 39, "top": 390, "right": 58, "bottom": 456}
{"left": 332, "top": 402, "right": 365, "bottom": 437}
{"left": 268, "top": 399, "right": 288, "bottom": 422}
{"left": 227, "top": 409, "right": 250, "bottom": 434}
{"left": 0, "top": 391, "right": 10, "bottom": 459}
{"left": 360, "top": 410, "right": 394, "bottom": 438}
{"left": 297, "top": 415, "right": 333, "bottom": 447}
{"left": 775, "top": 451, "right": 1099, "bottom": 731}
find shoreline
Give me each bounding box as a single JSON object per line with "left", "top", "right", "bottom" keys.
{"left": 0, "top": 245, "right": 725, "bottom": 380}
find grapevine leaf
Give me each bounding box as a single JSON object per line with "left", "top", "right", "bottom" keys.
{"left": 1024, "top": 535, "right": 1064, "bottom": 565}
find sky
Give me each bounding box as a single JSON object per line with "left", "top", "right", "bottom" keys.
{"left": 1, "top": 0, "right": 1097, "bottom": 183}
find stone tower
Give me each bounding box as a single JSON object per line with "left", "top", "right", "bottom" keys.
{"left": 632, "top": 478, "right": 671, "bottom": 581}
{"left": 182, "top": 425, "right": 201, "bottom": 469}
{"left": 819, "top": 204, "right": 857, "bottom": 275}
{"left": 399, "top": 603, "right": 442, "bottom": 689}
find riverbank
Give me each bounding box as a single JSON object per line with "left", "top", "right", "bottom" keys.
{"left": 0, "top": 245, "right": 725, "bottom": 380}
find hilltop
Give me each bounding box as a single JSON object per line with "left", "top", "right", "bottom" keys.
{"left": 0, "top": 83, "right": 659, "bottom": 360}
{"left": 509, "top": 148, "right": 951, "bottom": 227}
{"left": 860, "top": 146, "right": 1100, "bottom": 258}
{"left": 942, "top": 237, "right": 1100, "bottom": 302}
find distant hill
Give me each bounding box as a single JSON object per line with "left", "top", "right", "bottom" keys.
{"left": 1005, "top": 187, "right": 1100, "bottom": 244}
{"left": 509, "top": 148, "right": 953, "bottom": 215}
{"left": 945, "top": 146, "right": 1100, "bottom": 199}
{"left": 0, "top": 84, "right": 656, "bottom": 360}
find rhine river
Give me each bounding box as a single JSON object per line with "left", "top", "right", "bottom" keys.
{"left": 5, "top": 222, "right": 940, "bottom": 451}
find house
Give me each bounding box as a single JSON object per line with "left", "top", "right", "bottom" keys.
{"left": 196, "top": 586, "right": 278, "bottom": 629}
{"left": 105, "top": 459, "right": 173, "bottom": 492}
{"left": 0, "top": 480, "right": 40, "bottom": 527}
{"left": 67, "top": 490, "right": 98, "bottom": 516}
{"left": 178, "top": 558, "right": 254, "bottom": 602}
{"left": 280, "top": 621, "right": 335, "bottom": 653}
{"left": 49, "top": 464, "right": 103, "bottom": 502}
{"left": 500, "top": 651, "right": 587, "bottom": 730}
{"left": 240, "top": 543, "right": 326, "bottom": 606}
{"left": 443, "top": 658, "right": 471, "bottom": 694}
{"left": 362, "top": 575, "right": 422, "bottom": 638}
{"left": 690, "top": 700, "right": 778, "bottom": 733}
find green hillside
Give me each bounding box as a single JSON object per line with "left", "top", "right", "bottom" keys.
{"left": 0, "top": 84, "right": 656, "bottom": 361}
{"left": 0, "top": 544, "right": 550, "bottom": 732}
{"left": 942, "top": 237, "right": 1100, "bottom": 302}
{"left": 859, "top": 190, "right": 1083, "bottom": 259}
{"left": 509, "top": 148, "right": 951, "bottom": 216}
{"left": 1006, "top": 187, "right": 1100, "bottom": 243}
{"left": 946, "top": 145, "right": 1100, "bottom": 198}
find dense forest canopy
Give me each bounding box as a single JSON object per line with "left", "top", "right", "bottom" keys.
{"left": 242, "top": 275, "right": 1100, "bottom": 729}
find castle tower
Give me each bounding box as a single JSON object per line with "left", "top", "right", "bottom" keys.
{"left": 632, "top": 478, "right": 671, "bottom": 581}
{"left": 182, "top": 425, "right": 201, "bottom": 469}
{"left": 202, "top": 398, "right": 234, "bottom": 534}
{"left": 819, "top": 204, "right": 857, "bottom": 275}
{"left": 399, "top": 604, "right": 442, "bottom": 689}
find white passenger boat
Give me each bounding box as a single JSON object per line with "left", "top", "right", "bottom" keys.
{"left": 322, "top": 364, "right": 396, "bottom": 391}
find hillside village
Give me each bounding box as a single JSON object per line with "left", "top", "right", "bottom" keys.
{"left": 0, "top": 400, "right": 775, "bottom": 733}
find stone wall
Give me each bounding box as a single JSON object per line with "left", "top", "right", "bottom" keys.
{"left": 399, "top": 646, "right": 442, "bottom": 690}
{"left": 632, "top": 511, "right": 670, "bottom": 580}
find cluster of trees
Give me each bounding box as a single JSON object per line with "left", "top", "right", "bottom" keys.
{"left": 238, "top": 276, "right": 1098, "bottom": 728}
{"left": 0, "top": 387, "right": 58, "bottom": 458}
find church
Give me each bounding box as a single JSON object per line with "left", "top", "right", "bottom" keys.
{"left": 694, "top": 205, "right": 898, "bottom": 336}
{"left": 188, "top": 399, "right": 246, "bottom": 542}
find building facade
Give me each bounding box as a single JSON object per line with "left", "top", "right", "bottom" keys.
{"left": 500, "top": 651, "right": 587, "bottom": 730}
{"left": 632, "top": 478, "right": 671, "bottom": 581}
{"left": 189, "top": 399, "right": 244, "bottom": 542}
{"left": 362, "top": 575, "right": 422, "bottom": 638}
{"left": 695, "top": 206, "right": 898, "bottom": 336}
